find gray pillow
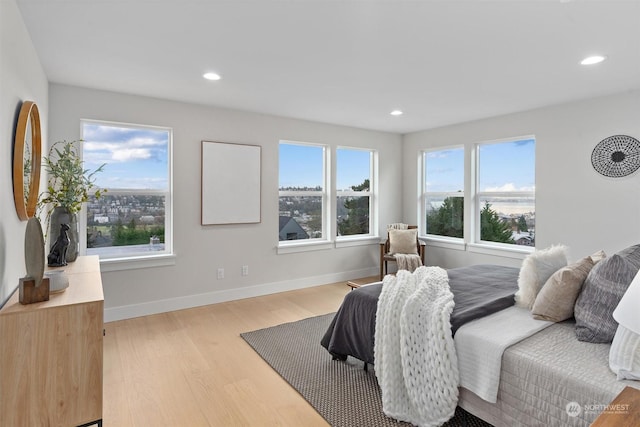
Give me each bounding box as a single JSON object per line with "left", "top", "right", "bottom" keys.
{"left": 574, "top": 244, "right": 640, "bottom": 343}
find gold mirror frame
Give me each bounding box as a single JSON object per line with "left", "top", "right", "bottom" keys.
{"left": 13, "top": 101, "right": 42, "bottom": 221}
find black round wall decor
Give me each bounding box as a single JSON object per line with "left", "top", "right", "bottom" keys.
{"left": 591, "top": 135, "right": 640, "bottom": 178}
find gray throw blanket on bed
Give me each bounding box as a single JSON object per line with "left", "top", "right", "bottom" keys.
{"left": 321, "top": 264, "right": 520, "bottom": 365}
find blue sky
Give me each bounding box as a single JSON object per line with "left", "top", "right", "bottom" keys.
{"left": 82, "top": 122, "right": 169, "bottom": 190}
{"left": 425, "top": 147, "right": 465, "bottom": 192}
{"left": 426, "top": 138, "right": 535, "bottom": 192}
{"left": 336, "top": 148, "right": 370, "bottom": 190}
{"left": 279, "top": 144, "right": 371, "bottom": 190}
{"left": 479, "top": 138, "right": 535, "bottom": 191}
{"left": 279, "top": 144, "right": 323, "bottom": 188}
{"left": 280, "top": 139, "right": 534, "bottom": 192}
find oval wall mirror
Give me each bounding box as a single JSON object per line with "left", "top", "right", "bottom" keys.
{"left": 13, "top": 101, "right": 42, "bottom": 221}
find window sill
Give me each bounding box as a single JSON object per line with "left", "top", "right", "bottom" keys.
{"left": 98, "top": 253, "right": 177, "bottom": 272}
{"left": 335, "top": 235, "right": 380, "bottom": 248}
{"left": 422, "top": 236, "right": 466, "bottom": 251}
{"left": 277, "top": 240, "right": 333, "bottom": 254}
{"left": 467, "top": 242, "right": 533, "bottom": 260}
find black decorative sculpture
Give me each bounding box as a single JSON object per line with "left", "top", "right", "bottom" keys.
{"left": 47, "top": 223, "right": 70, "bottom": 267}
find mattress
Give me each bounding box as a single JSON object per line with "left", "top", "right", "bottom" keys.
{"left": 459, "top": 320, "right": 640, "bottom": 426}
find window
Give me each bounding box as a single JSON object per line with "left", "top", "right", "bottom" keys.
{"left": 81, "top": 120, "right": 172, "bottom": 259}
{"left": 420, "top": 137, "right": 535, "bottom": 253}
{"left": 336, "top": 148, "right": 374, "bottom": 237}
{"left": 423, "top": 147, "right": 464, "bottom": 239}
{"left": 476, "top": 137, "right": 535, "bottom": 246}
{"left": 278, "top": 142, "right": 327, "bottom": 242}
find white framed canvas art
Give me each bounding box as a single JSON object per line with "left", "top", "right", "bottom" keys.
{"left": 201, "top": 141, "right": 261, "bottom": 225}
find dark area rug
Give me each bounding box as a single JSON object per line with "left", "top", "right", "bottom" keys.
{"left": 241, "top": 313, "right": 493, "bottom": 427}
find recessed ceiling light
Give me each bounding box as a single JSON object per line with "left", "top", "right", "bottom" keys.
{"left": 580, "top": 55, "right": 607, "bottom": 65}
{"left": 203, "top": 72, "right": 221, "bottom": 81}
{"left": 390, "top": 110, "right": 403, "bottom": 116}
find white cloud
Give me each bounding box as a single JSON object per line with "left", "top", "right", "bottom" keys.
{"left": 485, "top": 183, "right": 516, "bottom": 192}
{"left": 104, "top": 176, "right": 167, "bottom": 190}
{"left": 484, "top": 182, "right": 535, "bottom": 192}
{"left": 84, "top": 137, "right": 164, "bottom": 163}
{"left": 85, "top": 137, "right": 163, "bottom": 151}
{"left": 112, "top": 148, "right": 152, "bottom": 162}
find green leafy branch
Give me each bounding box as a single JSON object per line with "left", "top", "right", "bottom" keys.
{"left": 37, "top": 140, "right": 106, "bottom": 236}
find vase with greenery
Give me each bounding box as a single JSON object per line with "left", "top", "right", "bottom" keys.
{"left": 38, "top": 140, "right": 105, "bottom": 262}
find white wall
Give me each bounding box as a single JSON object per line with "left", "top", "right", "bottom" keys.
{"left": 17, "top": 2, "right": 639, "bottom": 319}
{"left": 48, "top": 84, "right": 402, "bottom": 321}
{"left": 403, "top": 90, "right": 640, "bottom": 268}
{"left": 0, "top": 0, "right": 49, "bottom": 308}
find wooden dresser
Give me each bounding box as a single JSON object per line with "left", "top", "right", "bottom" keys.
{"left": 591, "top": 386, "right": 640, "bottom": 427}
{"left": 0, "top": 255, "right": 104, "bottom": 427}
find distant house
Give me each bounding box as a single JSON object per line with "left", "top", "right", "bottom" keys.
{"left": 279, "top": 216, "right": 309, "bottom": 241}
{"left": 140, "top": 215, "right": 156, "bottom": 224}
{"left": 512, "top": 232, "right": 535, "bottom": 246}
{"left": 93, "top": 215, "right": 110, "bottom": 224}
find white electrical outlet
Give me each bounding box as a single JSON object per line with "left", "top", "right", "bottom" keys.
{"left": 217, "top": 268, "right": 224, "bottom": 279}
{"left": 242, "top": 265, "right": 249, "bottom": 276}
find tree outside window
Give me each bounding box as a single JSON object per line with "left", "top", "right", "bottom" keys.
{"left": 422, "top": 138, "right": 535, "bottom": 248}
{"left": 337, "top": 148, "right": 373, "bottom": 237}
{"left": 424, "top": 147, "right": 464, "bottom": 239}
{"left": 477, "top": 137, "right": 535, "bottom": 246}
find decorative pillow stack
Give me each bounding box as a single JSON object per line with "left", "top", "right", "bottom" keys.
{"left": 531, "top": 255, "right": 596, "bottom": 322}
{"left": 515, "top": 245, "right": 568, "bottom": 310}
{"left": 388, "top": 229, "right": 418, "bottom": 255}
{"left": 574, "top": 244, "right": 640, "bottom": 343}
{"left": 517, "top": 243, "right": 640, "bottom": 381}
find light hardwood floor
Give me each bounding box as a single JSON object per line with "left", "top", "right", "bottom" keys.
{"left": 103, "top": 276, "right": 377, "bottom": 426}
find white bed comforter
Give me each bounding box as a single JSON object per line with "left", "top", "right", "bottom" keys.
{"left": 454, "top": 306, "right": 554, "bottom": 403}
{"left": 374, "top": 267, "right": 459, "bottom": 427}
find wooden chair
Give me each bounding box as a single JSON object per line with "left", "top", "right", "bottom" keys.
{"left": 379, "top": 225, "right": 426, "bottom": 280}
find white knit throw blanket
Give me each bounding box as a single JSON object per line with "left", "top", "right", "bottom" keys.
{"left": 374, "top": 267, "right": 459, "bottom": 427}
{"left": 387, "top": 223, "right": 409, "bottom": 230}
{"left": 394, "top": 253, "right": 423, "bottom": 273}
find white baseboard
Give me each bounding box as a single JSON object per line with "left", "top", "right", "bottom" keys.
{"left": 104, "top": 266, "right": 378, "bottom": 322}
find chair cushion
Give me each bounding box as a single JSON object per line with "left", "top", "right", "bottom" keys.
{"left": 388, "top": 229, "right": 418, "bottom": 255}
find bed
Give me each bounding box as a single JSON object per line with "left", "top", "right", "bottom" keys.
{"left": 321, "top": 264, "right": 520, "bottom": 365}
{"left": 321, "top": 257, "right": 640, "bottom": 426}
{"left": 458, "top": 318, "right": 640, "bottom": 426}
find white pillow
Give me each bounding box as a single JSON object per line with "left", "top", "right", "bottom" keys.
{"left": 609, "top": 324, "right": 640, "bottom": 381}
{"left": 514, "top": 244, "right": 568, "bottom": 310}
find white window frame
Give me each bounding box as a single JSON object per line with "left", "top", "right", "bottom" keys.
{"left": 278, "top": 140, "right": 332, "bottom": 253}
{"left": 79, "top": 119, "right": 174, "bottom": 271}
{"left": 469, "top": 135, "right": 535, "bottom": 256}
{"left": 420, "top": 146, "right": 465, "bottom": 247}
{"left": 335, "top": 146, "right": 377, "bottom": 242}
{"left": 419, "top": 137, "right": 535, "bottom": 259}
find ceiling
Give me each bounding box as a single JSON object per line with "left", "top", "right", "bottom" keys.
{"left": 16, "top": 0, "right": 640, "bottom": 134}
